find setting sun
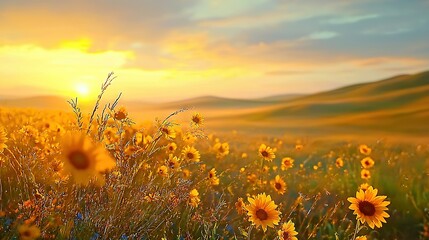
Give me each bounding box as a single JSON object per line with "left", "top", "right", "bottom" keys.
{"left": 75, "top": 83, "right": 89, "bottom": 97}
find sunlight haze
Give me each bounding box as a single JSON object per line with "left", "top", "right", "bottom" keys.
{"left": 0, "top": 0, "right": 428, "bottom": 102}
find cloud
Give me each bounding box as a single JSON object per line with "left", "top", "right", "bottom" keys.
{"left": 325, "top": 14, "right": 379, "bottom": 24}
{"left": 306, "top": 31, "right": 339, "bottom": 40}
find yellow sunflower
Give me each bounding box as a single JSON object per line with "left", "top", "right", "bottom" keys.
{"left": 189, "top": 189, "right": 201, "bottom": 207}
{"left": 0, "top": 128, "right": 7, "bottom": 152}
{"left": 166, "top": 154, "right": 180, "bottom": 170}
{"left": 359, "top": 144, "right": 372, "bottom": 155}
{"left": 166, "top": 142, "right": 177, "bottom": 153}
{"left": 259, "top": 144, "right": 275, "bottom": 161}
{"left": 161, "top": 126, "right": 176, "bottom": 140}
{"left": 359, "top": 183, "right": 370, "bottom": 191}
{"left": 356, "top": 236, "right": 367, "bottom": 240}
{"left": 182, "top": 168, "right": 191, "bottom": 178}
{"left": 347, "top": 186, "right": 390, "bottom": 229}
{"left": 157, "top": 165, "right": 169, "bottom": 177}
{"left": 270, "top": 175, "right": 287, "bottom": 195}
{"left": 361, "top": 169, "right": 371, "bottom": 180}
{"left": 182, "top": 146, "right": 201, "bottom": 162}
{"left": 208, "top": 168, "right": 220, "bottom": 186}
{"left": 18, "top": 224, "right": 41, "bottom": 240}
{"left": 335, "top": 157, "right": 344, "bottom": 168}
{"left": 278, "top": 220, "right": 298, "bottom": 240}
{"left": 191, "top": 112, "right": 204, "bottom": 126}
{"left": 213, "top": 142, "right": 230, "bottom": 158}
{"left": 114, "top": 106, "right": 128, "bottom": 121}
{"left": 245, "top": 193, "right": 281, "bottom": 232}
{"left": 361, "top": 157, "right": 375, "bottom": 169}
{"left": 61, "top": 133, "right": 116, "bottom": 186}
{"left": 281, "top": 157, "right": 294, "bottom": 170}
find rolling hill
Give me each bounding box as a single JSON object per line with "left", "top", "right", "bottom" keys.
{"left": 1, "top": 71, "right": 428, "bottom": 139}
{"left": 212, "top": 71, "right": 429, "bottom": 137}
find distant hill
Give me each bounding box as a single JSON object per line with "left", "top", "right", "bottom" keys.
{"left": 216, "top": 71, "right": 429, "bottom": 137}
{"left": 0, "top": 96, "right": 69, "bottom": 110}
{"left": 143, "top": 94, "right": 304, "bottom": 110}
{"left": 1, "top": 71, "right": 428, "bottom": 139}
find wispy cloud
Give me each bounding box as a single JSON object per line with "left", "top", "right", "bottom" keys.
{"left": 325, "top": 14, "right": 379, "bottom": 24}
{"left": 306, "top": 31, "right": 339, "bottom": 40}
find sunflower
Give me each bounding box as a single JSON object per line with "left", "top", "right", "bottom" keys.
{"left": 359, "top": 183, "right": 370, "bottom": 191}
{"left": 359, "top": 144, "right": 372, "bottom": 155}
{"left": 361, "top": 157, "right": 374, "bottom": 169}
{"left": 347, "top": 186, "right": 390, "bottom": 229}
{"left": 245, "top": 193, "right": 281, "bottom": 232}
{"left": 361, "top": 169, "right": 371, "bottom": 180}
{"left": 281, "top": 157, "right": 294, "bottom": 170}
{"left": 189, "top": 189, "right": 201, "bottom": 207}
{"left": 18, "top": 224, "right": 41, "bottom": 240}
{"left": 191, "top": 112, "right": 204, "bottom": 126}
{"left": 356, "top": 236, "right": 367, "bottom": 240}
{"left": 166, "top": 142, "right": 177, "bottom": 153}
{"left": 166, "top": 154, "right": 180, "bottom": 170}
{"left": 295, "top": 144, "right": 303, "bottom": 151}
{"left": 208, "top": 168, "right": 220, "bottom": 186}
{"left": 0, "top": 128, "right": 7, "bottom": 152}
{"left": 182, "top": 168, "right": 191, "bottom": 178}
{"left": 161, "top": 126, "right": 176, "bottom": 140}
{"left": 335, "top": 157, "right": 344, "bottom": 168}
{"left": 213, "top": 142, "right": 230, "bottom": 158}
{"left": 157, "top": 165, "right": 169, "bottom": 177}
{"left": 114, "top": 106, "right": 128, "bottom": 120}
{"left": 182, "top": 146, "right": 201, "bottom": 162}
{"left": 182, "top": 132, "right": 197, "bottom": 144}
{"left": 61, "top": 133, "right": 116, "bottom": 186}
{"left": 278, "top": 220, "right": 298, "bottom": 240}
{"left": 259, "top": 144, "right": 275, "bottom": 161}
{"left": 270, "top": 175, "right": 287, "bottom": 195}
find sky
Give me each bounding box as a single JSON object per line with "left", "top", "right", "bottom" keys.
{"left": 0, "top": 0, "right": 428, "bottom": 102}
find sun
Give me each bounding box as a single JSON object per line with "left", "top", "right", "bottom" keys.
{"left": 76, "top": 83, "right": 89, "bottom": 96}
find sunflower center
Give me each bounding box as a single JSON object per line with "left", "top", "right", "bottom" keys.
{"left": 114, "top": 111, "right": 126, "bottom": 120}
{"left": 68, "top": 151, "right": 90, "bottom": 170}
{"left": 282, "top": 232, "right": 289, "bottom": 240}
{"left": 187, "top": 152, "right": 194, "bottom": 159}
{"left": 256, "top": 209, "right": 268, "bottom": 221}
{"left": 162, "top": 128, "right": 170, "bottom": 135}
{"left": 275, "top": 182, "right": 282, "bottom": 190}
{"left": 358, "top": 200, "right": 376, "bottom": 216}
{"left": 193, "top": 117, "right": 200, "bottom": 124}
{"left": 22, "top": 230, "right": 31, "bottom": 237}
{"left": 261, "top": 151, "right": 269, "bottom": 157}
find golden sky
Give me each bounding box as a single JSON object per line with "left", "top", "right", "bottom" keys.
{"left": 1, "top": 0, "right": 428, "bottom": 102}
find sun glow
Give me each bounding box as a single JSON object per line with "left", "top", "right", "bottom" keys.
{"left": 75, "top": 83, "right": 90, "bottom": 97}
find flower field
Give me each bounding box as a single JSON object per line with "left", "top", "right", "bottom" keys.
{"left": 1, "top": 81, "right": 429, "bottom": 240}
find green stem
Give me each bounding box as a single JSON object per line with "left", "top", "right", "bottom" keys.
{"left": 352, "top": 220, "right": 361, "bottom": 240}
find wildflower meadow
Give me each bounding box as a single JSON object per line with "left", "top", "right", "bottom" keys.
{"left": 1, "top": 73, "right": 428, "bottom": 240}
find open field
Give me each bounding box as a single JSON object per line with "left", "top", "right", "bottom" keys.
{"left": 1, "top": 71, "right": 429, "bottom": 239}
